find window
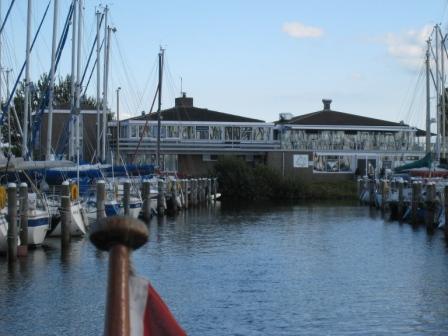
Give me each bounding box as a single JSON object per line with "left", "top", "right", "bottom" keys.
{"left": 313, "top": 155, "right": 352, "bottom": 173}
{"left": 210, "top": 126, "right": 222, "bottom": 140}
{"left": 241, "top": 127, "right": 252, "bottom": 141}
{"left": 225, "top": 127, "right": 233, "bottom": 140}
{"left": 167, "top": 126, "right": 179, "bottom": 138}
{"left": 196, "top": 126, "right": 209, "bottom": 140}
{"left": 130, "top": 125, "right": 137, "bottom": 138}
{"left": 232, "top": 127, "right": 240, "bottom": 140}
{"left": 182, "top": 126, "right": 195, "bottom": 139}
{"left": 253, "top": 127, "right": 265, "bottom": 141}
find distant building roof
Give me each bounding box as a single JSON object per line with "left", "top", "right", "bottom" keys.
{"left": 277, "top": 99, "right": 407, "bottom": 128}
{"left": 127, "top": 94, "right": 264, "bottom": 123}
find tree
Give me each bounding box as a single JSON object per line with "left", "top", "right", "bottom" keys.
{"left": 2, "top": 73, "right": 98, "bottom": 156}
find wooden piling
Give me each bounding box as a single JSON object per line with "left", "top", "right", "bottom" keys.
{"left": 157, "top": 180, "right": 165, "bottom": 216}
{"left": 207, "top": 178, "right": 212, "bottom": 202}
{"left": 411, "top": 181, "right": 421, "bottom": 225}
{"left": 213, "top": 177, "right": 218, "bottom": 202}
{"left": 97, "top": 180, "right": 106, "bottom": 221}
{"left": 444, "top": 185, "right": 448, "bottom": 237}
{"left": 90, "top": 216, "right": 149, "bottom": 336}
{"left": 397, "top": 180, "right": 404, "bottom": 219}
{"left": 123, "top": 180, "right": 131, "bottom": 216}
{"left": 184, "top": 180, "right": 189, "bottom": 209}
{"left": 7, "top": 183, "right": 17, "bottom": 261}
{"left": 425, "top": 182, "right": 436, "bottom": 230}
{"left": 19, "top": 182, "right": 28, "bottom": 251}
{"left": 61, "top": 181, "right": 71, "bottom": 247}
{"left": 368, "top": 179, "right": 375, "bottom": 207}
{"left": 141, "top": 180, "right": 151, "bottom": 221}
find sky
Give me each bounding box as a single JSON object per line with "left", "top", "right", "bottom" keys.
{"left": 2, "top": 0, "right": 448, "bottom": 129}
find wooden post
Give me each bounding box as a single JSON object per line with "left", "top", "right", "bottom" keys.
{"left": 184, "top": 180, "right": 189, "bottom": 209}
{"left": 397, "top": 180, "right": 404, "bottom": 219}
{"left": 444, "top": 185, "right": 448, "bottom": 237}
{"left": 411, "top": 181, "right": 420, "bottom": 225}
{"left": 425, "top": 182, "right": 436, "bottom": 230}
{"left": 368, "top": 179, "right": 375, "bottom": 207}
{"left": 90, "top": 216, "right": 148, "bottom": 336}
{"left": 123, "top": 180, "right": 130, "bottom": 216}
{"left": 61, "top": 181, "right": 71, "bottom": 247}
{"left": 157, "top": 180, "right": 165, "bottom": 216}
{"left": 19, "top": 182, "right": 28, "bottom": 250}
{"left": 213, "top": 177, "right": 218, "bottom": 202}
{"left": 141, "top": 180, "right": 151, "bottom": 221}
{"left": 97, "top": 180, "right": 106, "bottom": 221}
{"left": 207, "top": 178, "right": 212, "bottom": 202}
{"left": 7, "top": 183, "right": 17, "bottom": 262}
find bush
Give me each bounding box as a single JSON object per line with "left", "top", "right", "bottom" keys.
{"left": 213, "top": 156, "right": 357, "bottom": 201}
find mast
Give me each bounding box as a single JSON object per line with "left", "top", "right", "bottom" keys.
{"left": 69, "top": 0, "right": 77, "bottom": 160}
{"left": 6, "top": 68, "right": 10, "bottom": 156}
{"left": 101, "top": 5, "right": 108, "bottom": 162}
{"left": 76, "top": 0, "right": 82, "bottom": 184}
{"left": 23, "top": 0, "right": 32, "bottom": 159}
{"left": 436, "top": 24, "right": 441, "bottom": 161}
{"left": 156, "top": 48, "right": 164, "bottom": 170}
{"left": 0, "top": 0, "right": 3, "bottom": 143}
{"left": 116, "top": 86, "right": 120, "bottom": 160}
{"left": 46, "top": 0, "right": 59, "bottom": 160}
{"left": 441, "top": 28, "right": 446, "bottom": 160}
{"left": 426, "top": 39, "right": 432, "bottom": 154}
{"left": 96, "top": 9, "right": 101, "bottom": 162}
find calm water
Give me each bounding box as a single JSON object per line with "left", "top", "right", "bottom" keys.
{"left": 1, "top": 202, "right": 448, "bottom": 335}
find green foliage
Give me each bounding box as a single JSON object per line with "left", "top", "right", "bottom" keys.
{"left": 214, "top": 156, "right": 357, "bottom": 201}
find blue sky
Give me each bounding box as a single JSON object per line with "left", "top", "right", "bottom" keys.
{"left": 2, "top": 0, "right": 448, "bottom": 128}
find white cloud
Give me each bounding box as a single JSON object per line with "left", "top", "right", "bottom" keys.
{"left": 282, "top": 21, "right": 324, "bottom": 39}
{"left": 351, "top": 72, "right": 363, "bottom": 81}
{"left": 382, "top": 24, "right": 433, "bottom": 70}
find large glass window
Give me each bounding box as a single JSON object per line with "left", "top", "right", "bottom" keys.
{"left": 253, "top": 127, "right": 265, "bottom": 141}
{"left": 313, "top": 155, "right": 352, "bottom": 172}
{"left": 195, "top": 126, "right": 209, "bottom": 140}
{"left": 241, "top": 127, "right": 252, "bottom": 141}
{"left": 130, "top": 125, "right": 137, "bottom": 138}
{"left": 181, "top": 126, "right": 195, "bottom": 139}
{"left": 232, "top": 127, "right": 240, "bottom": 140}
{"left": 210, "top": 126, "right": 222, "bottom": 140}
{"left": 167, "top": 126, "right": 179, "bottom": 138}
{"left": 225, "top": 127, "right": 233, "bottom": 140}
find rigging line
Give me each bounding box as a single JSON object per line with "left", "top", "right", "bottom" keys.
{"left": 112, "top": 34, "right": 142, "bottom": 110}
{"left": 0, "top": 0, "right": 52, "bottom": 125}
{"left": 0, "top": 0, "right": 16, "bottom": 35}
{"left": 81, "top": 38, "right": 105, "bottom": 94}
{"left": 80, "top": 13, "right": 104, "bottom": 86}
{"left": 131, "top": 85, "right": 159, "bottom": 163}
{"left": 404, "top": 66, "right": 425, "bottom": 124}
{"left": 136, "top": 56, "right": 158, "bottom": 113}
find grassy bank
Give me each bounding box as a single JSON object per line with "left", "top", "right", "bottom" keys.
{"left": 213, "top": 156, "right": 357, "bottom": 201}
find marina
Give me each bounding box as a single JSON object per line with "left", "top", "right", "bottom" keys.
{"left": 1, "top": 0, "right": 448, "bottom": 334}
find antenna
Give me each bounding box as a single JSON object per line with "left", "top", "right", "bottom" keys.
{"left": 180, "top": 76, "right": 182, "bottom": 96}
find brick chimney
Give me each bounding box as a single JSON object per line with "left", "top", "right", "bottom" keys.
{"left": 322, "top": 99, "right": 332, "bottom": 110}
{"left": 175, "top": 92, "right": 193, "bottom": 108}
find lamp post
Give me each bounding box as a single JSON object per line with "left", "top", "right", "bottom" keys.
{"left": 116, "top": 87, "right": 121, "bottom": 161}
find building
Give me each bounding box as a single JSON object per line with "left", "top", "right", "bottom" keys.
{"left": 267, "top": 99, "right": 425, "bottom": 180}
{"left": 109, "top": 96, "right": 425, "bottom": 178}
{"left": 36, "top": 108, "right": 99, "bottom": 161}
{"left": 110, "top": 94, "right": 279, "bottom": 175}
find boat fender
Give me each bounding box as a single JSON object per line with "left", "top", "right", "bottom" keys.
{"left": 70, "top": 184, "right": 79, "bottom": 201}
{"left": 0, "top": 186, "right": 6, "bottom": 209}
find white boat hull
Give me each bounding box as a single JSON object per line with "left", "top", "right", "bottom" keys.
{"left": 49, "top": 201, "right": 89, "bottom": 237}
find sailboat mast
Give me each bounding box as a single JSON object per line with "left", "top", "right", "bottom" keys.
{"left": 76, "top": 0, "right": 83, "bottom": 184}
{"left": 436, "top": 25, "right": 441, "bottom": 161}
{"left": 23, "top": 0, "right": 32, "bottom": 159}
{"left": 156, "top": 48, "right": 164, "bottom": 170}
{"left": 101, "top": 5, "right": 108, "bottom": 162}
{"left": 96, "top": 9, "right": 101, "bottom": 162}
{"left": 46, "top": 0, "right": 59, "bottom": 160}
{"left": 426, "top": 39, "right": 432, "bottom": 154}
{"left": 69, "top": 0, "right": 77, "bottom": 160}
{"left": 6, "top": 68, "right": 10, "bottom": 156}
{"left": 0, "top": 0, "right": 3, "bottom": 144}
{"left": 441, "top": 29, "right": 446, "bottom": 160}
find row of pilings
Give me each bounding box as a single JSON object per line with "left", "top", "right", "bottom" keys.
{"left": 358, "top": 177, "right": 448, "bottom": 235}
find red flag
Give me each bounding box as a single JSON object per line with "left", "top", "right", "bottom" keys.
{"left": 130, "top": 275, "right": 187, "bottom": 336}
